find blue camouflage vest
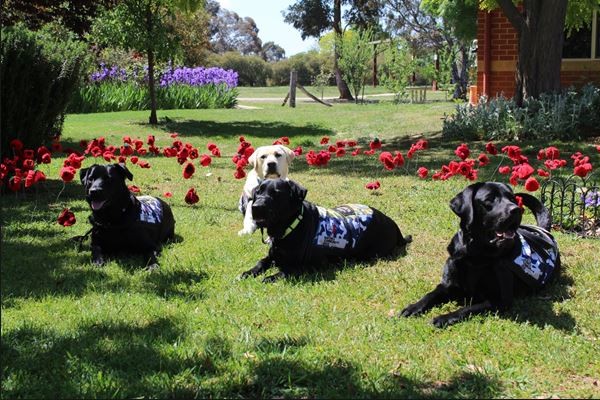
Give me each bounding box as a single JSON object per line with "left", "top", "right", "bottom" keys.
{"left": 138, "top": 196, "right": 163, "bottom": 224}
{"left": 511, "top": 225, "right": 558, "bottom": 287}
{"left": 313, "top": 204, "right": 374, "bottom": 251}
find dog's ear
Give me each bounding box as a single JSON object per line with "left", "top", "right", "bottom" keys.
{"left": 115, "top": 163, "right": 134, "bottom": 181}
{"left": 287, "top": 180, "right": 307, "bottom": 203}
{"left": 248, "top": 149, "right": 258, "bottom": 167}
{"left": 450, "top": 182, "right": 483, "bottom": 230}
{"left": 79, "top": 167, "right": 90, "bottom": 185}
{"left": 281, "top": 145, "right": 295, "bottom": 164}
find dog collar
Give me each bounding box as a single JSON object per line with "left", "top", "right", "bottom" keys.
{"left": 281, "top": 205, "right": 304, "bottom": 239}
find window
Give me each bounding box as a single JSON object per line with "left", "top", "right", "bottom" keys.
{"left": 562, "top": 10, "right": 599, "bottom": 59}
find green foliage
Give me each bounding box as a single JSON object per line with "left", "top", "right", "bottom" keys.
{"left": 0, "top": 24, "right": 84, "bottom": 156}
{"left": 378, "top": 40, "right": 416, "bottom": 103}
{"left": 209, "top": 52, "right": 271, "bottom": 86}
{"left": 269, "top": 51, "right": 325, "bottom": 86}
{"left": 337, "top": 28, "right": 374, "bottom": 103}
{"left": 311, "top": 67, "right": 335, "bottom": 99}
{"left": 68, "top": 82, "right": 238, "bottom": 113}
{"left": 442, "top": 84, "right": 600, "bottom": 141}
{"left": 421, "top": 0, "right": 478, "bottom": 42}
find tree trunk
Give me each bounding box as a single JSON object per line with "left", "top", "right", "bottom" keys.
{"left": 146, "top": 4, "right": 158, "bottom": 125}
{"left": 496, "top": 0, "right": 568, "bottom": 106}
{"left": 452, "top": 44, "right": 470, "bottom": 100}
{"left": 333, "top": 0, "right": 353, "bottom": 101}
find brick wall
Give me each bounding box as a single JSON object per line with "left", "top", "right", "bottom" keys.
{"left": 474, "top": 8, "right": 600, "bottom": 103}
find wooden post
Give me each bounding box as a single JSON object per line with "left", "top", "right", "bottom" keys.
{"left": 289, "top": 70, "right": 297, "bottom": 108}
{"left": 372, "top": 43, "right": 378, "bottom": 87}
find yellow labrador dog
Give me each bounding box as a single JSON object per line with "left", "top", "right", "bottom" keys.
{"left": 238, "top": 145, "right": 295, "bottom": 236}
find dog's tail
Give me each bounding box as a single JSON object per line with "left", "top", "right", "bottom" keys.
{"left": 516, "top": 192, "right": 551, "bottom": 230}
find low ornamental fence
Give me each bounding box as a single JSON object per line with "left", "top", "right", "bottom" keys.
{"left": 540, "top": 174, "right": 600, "bottom": 238}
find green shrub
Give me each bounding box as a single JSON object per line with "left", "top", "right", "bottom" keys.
{"left": 68, "top": 82, "right": 238, "bottom": 113}
{"left": 0, "top": 24, "right": 84, "bottom": 156}
{"left": 269, "top": 51, "right": 324, "bottom": 86}
{"left": 442, "top": 85, "right": 600, "bottom": 141}
{"left": 208, "top": 52, "right": 270, "bottom": 86}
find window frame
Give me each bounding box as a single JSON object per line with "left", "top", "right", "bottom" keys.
{"left": 562, "top": 9, "right": 598, "bottom": 60}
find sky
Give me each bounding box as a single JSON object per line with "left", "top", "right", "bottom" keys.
{"left": 217, "top": 0, "right": 319, "bottom": 56}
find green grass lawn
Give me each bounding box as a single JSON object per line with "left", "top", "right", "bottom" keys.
{"left": 2, "top": 104, "right": 600, "bottom": 398}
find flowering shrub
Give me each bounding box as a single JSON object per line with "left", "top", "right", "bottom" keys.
{"left": 69, "top": 64, "right": 239, "bottom": 113}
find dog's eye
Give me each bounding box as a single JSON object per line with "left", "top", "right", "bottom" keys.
{"left": 274, "top": 153, "right": 282, "bottom": 158}
{"left": 260, "top": 155, "right": 267, "bottom": 159}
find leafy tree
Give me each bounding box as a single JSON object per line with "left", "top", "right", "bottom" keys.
{"left": 378, "top": 39, "right": 417, "bottom": 102}
{"left": 90, "top": 0, "right": 181, "bottom": 124}
{"left": 209, "top": 6, "right": 263, "bottom": 56}
{"left": 1, "top": 0, "right": 116, "bottom": 37}
{"left": 337, "top": 29, "right": 374, "bottom": 102}
{"left": 170, "top": 7, "right": 212, "bottom": 66}
{"left": 262, "top": 41, "right": 286, "bottom": 62}
{"left": 283, "top": 0, "right": 382, "bottom": 100}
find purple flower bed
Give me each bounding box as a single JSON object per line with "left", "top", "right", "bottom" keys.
{"left": 89, "top": 63, "right": 238, "bottom": 88}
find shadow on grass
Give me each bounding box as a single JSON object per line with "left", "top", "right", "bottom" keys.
{"left": 0, "top": 317, "right": 210, "bottom": 398}
{"left": 225, "top": 356, "right": 503, "bottom": 398}
{"left": 508, "top": 271, "right": 577, "bottom": 332}
{"left": 140, "top": 118, "right": 334, "bottom": 139}
{"left": 0, "top": 181, "right": 201, "bottom": 306}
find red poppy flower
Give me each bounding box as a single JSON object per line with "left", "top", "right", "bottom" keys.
{"left": 8, "top": 175, "right": 22, "bottom": 192}
{"left": 365, "top": 180, "right": 381, "bottom": 190}
{"left": 137, "top": 148, "right": 148, "bottom": 156}
{"left": 22, "top": 159, "right": 35, "bottom": 170}
{"left": 57, "top": 208, "right": 76, "bottom": 226}
{"left": 280, "top": 136, "right": 290, "bottom": 145}
{"left": 207, "top": 142, "right": 217, "bottom": 151}
{"left": 188, "top": 148, "right": 199, "bottom": 159}
{"left": 199, "top": 154, "right": 212, "bottom": 167}
{"left": 10, "top": 139, "right": 24, "bottom": 151}
{"left": 407, "top": 139, "right": 428, "bottom": 159}
{"left": 320, "top": 136, "right": 329, "bottom": 145}
{"left": 509, "top": 172, "right": 519, "bottom": 186}
{"left": 478, "top": 153, "right": 490, "bottom": 167}
{"left": 60, "top": 166, "right": 76, "bottom": 182}
{"left": 211, "top": 147, "right": 221, "bottom": 157}
{"left": 596, "top": 145, "right": 600, "bottom": 153}
{"left": 336, "top": 140, "right": 346, "bottom": 148}
{"left": 502, "top": 145, "right": 527, "bottom": 164}
{"left": 544, "top": 159, "right": 567, "bottom": 170}
{"left": 170, "top": 132, "right": 179, "bottom": 138}
{"left": 369, "top": 138, "right": 382, "bottom": 150}
{"left": 147, "top": 135, "right": 155, "bottom": 146}
{"left": 138, "top": 161, "right": 150, "bottom": 169}
{"left": 485, "top": 142, "right": 498, "bottom": 155}
{"left": 417, "top": 167, "right": 428, "bottom": 179}
{"left": 238, "top": 136, "right": 245, "bottom": 142}
{"left": 346, "top": 140, "right": 358, "bottom": 147}
{"left": 123, "top": 136, "right": 132, "bottom": 144}
{"left": 379, "top": 152, "right": 395, "bottom": 170}
{"left": 336, "top": 148, "right": 346, "bottom": 157}
{"left": 537, "top": 168, "right": 550, "bottom": 178}
{"left": 515, "top": 195, "right": 524, "bottom": 209}
{"left": 23, "top": 149, "right": 34, "bottom": 159}
{"left": 243, "top": 146, "right": 255, "bottom": 159}
{"left": 163, "top": 191, "right": 173, "bottom": 198}
{"left": 514, "top": 163, "right": 534, "bottom": 180}
{"left": 185, "top": 187, "right": 199, "bottom": 204}
{"left": 51, "top": 142, "right": 63, "bottom": 153}
{"left": 183, "top": 162, "right": 196, "bottom": 179}
{"left": 234, "top": 167, "right": 246, "bottom": 179}
{"left": 24, "top": 170, "right": 36, "bottom": 188}
{"left": 538, "top": 146, "right": 560, "bottom": 160}
{"left": 293, "top": 146, "right": 303, "bottom": 156}
{"left": 128, "top": 185, "right": 141, "bottom": 193}
{"left": 328, "top": 145, "right": 337, "bottom": 153}
{"left": 351, "top": 148, "right": 361, "bottom": 156}
{"left": 574, "top": 163, "right": 593, "bottom": 178}
{"left": 363, "top": 149, "right": 376, "bottom": 156}
{"left": 454, "top": 143, "right": 470, "bottom": 160}
{"left": 524, "top": 177, "right": 540, "bottom": 192}
{"left": 103, "top": 151, "right": 116, "bottom": 162}
{"left": 130, "top": 156, "right": 139, "bottom": 164}
{"left": 393, "top": 152, "right": 405, "bottom": 167}
{"left": 120, "top": 145, "right": 134, "bottom": 156}
{"left": 90, "top": 146, "right": 102, "bottom": 157}
{"left": 133, "top": 139, "right": 144, "bottom": 150}
{"left": 34, "top": 170, "right": 46, "bottom": 183}
{"left": 172, "top": 140, "right": 183, "bottom": 150}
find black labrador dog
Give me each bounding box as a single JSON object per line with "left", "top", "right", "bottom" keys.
{"left": 79, "top": 163, "right": 175, "bottom": 269}
{"left": 400, "top": 182, "right": 560, "bottom": 328}
{"left": 239, "top": 179, "right": 412, "bottom": 282}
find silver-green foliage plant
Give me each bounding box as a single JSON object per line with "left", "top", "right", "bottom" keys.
{"left": 442, "top": 84, "right": 600, "bottom": 141}
{"left": 337, "top": 28, "right": 374, "bottom": 103}
{"left": 378, "top": 40, "right": 416, "bottom": 103}
{"left": 311, "top": 67, "right": 334, "bottom": 100}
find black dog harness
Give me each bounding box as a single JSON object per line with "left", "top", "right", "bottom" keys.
{"left": 510, "top": 225, "right": 558, "bottom": 287}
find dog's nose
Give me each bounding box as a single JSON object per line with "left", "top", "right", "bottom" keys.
{"left": 267, "top": 162, "right": 277, "bottom": 170}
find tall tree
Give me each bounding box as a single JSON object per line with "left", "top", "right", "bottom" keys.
{"left": 491, "top": 0, "right": 599, "bottom": 105}
{"left": 283, "top": 0, "right": 381, "bottom": 100}
{"left": 91, "top": 0, "right": 180, "bottom": 124}
{"left": 262, "top": 41, "right": 286, "bottom": 62}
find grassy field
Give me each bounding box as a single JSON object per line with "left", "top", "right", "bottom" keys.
{"left": 2, "top": 103, "right": 600, "bottom": 398}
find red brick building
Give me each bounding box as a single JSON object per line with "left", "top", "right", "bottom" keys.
{"left": 473, "top": 8, "right": 600, "bottom": 102}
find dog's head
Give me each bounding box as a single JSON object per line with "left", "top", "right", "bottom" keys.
{"left": 248, "top": 145, "right": 295, "bottom": 179}
{"left": 251, "top": 179, "right": 307, "bottom": 236}
{"left": 450, "top": 182, "right": 523, "bottom": 251}
{"left": 80, "top": 163, "right": 133, "bottom": 212}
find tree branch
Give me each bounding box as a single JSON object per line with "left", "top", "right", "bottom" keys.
{"left": 495, "top": 0, "right": 525, "bottom": 32}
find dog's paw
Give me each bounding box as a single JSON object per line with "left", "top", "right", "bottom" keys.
{"left": 237, "top": 270, "right": 253, "bottom": 280}
{"left": 262, "top": 272, "right": 284, "bottom": 283}
{"left": 237, "top": 227, "right": 256, "bottom": 236}
{"left": 431, "top": 314, "right": 457, "bottom": 328}
{"left": 399, "top": 302, "right": 424, "bottom": 317}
